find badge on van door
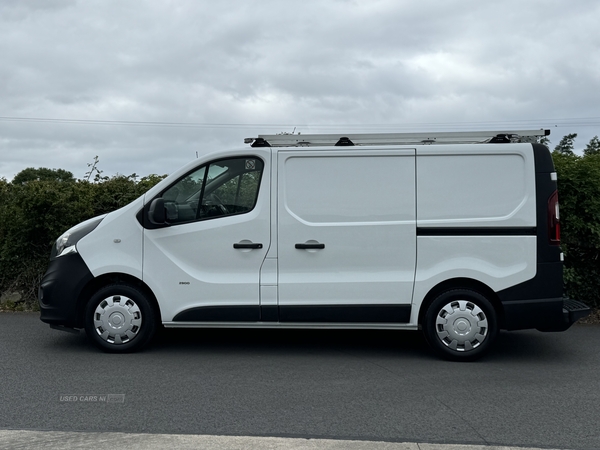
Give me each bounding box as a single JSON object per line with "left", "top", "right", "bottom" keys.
{"left": 246, "top": 160, "right": 256, "bottom": 170}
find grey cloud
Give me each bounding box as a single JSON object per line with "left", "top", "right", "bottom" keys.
{"left": 1, "top": 0, "right": 600, "bottom": 180}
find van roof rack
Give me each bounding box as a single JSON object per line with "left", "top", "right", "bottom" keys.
{"left": 244, "top": 129, "right": 550, "bottom": 147}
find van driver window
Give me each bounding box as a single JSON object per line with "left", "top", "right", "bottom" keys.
{"left": 160, "top": 157, "right": 264, "bottom": 224}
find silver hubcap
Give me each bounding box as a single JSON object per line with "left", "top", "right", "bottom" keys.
{"left": 93, "top": 295, "right": 142, "bottom": 345}
{"left": 435, "top": 300, "right": 488, "bottom": 352}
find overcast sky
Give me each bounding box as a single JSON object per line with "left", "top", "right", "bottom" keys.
{"left": 1, "top": 0, "right": 599, "bottom": 180}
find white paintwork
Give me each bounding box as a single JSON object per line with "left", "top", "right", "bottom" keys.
{"left": 77, "top": 199, "right": 144, "bottom": 280}
{"left": 259, "top": 258, "right": 278, "bottom": 307}
{"left": 277, "top": 149, "right": 416, "bottom": 307}
{"left": 142, "top": 150, "right": 271, "bottom": 322}
{"left": 417, "top": 144, "right": 536, "bottom": 227}
{"left": 409, "top": 235, "right": 537, "bottom": 325}
{"left": 72, "top": 138, "right": 546, "bottom": 329}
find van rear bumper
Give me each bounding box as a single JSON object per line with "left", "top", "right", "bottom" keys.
{"left": 502, "top": 297, "right": 591, "bottom": 332}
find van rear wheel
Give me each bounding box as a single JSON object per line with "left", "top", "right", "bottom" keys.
{"left": 423, "top": 289, "right": 497, "bottom": 361}
{"left": 84, "top": 284, "right": 156, "bottom": 353}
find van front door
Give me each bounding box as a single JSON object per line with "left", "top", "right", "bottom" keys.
{"left": 277, "top": 149, "right": 416, "bottom": 323}
{"left": 143, "top": 154, "right": 270, "bottom": 323}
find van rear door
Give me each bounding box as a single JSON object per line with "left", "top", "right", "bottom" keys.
{"left": 277, "top": 149, "right": 416, "bottom": 323}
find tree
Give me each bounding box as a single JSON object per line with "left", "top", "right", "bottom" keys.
{"left": 12, "top": 167, "right": 74, "bottom": 185}
{"left": 554, "top": 133, "right": 578, "bottom": 155}
{"left": 538, "top": 135, "right": 551, "bottom": 147}
{"left": 584, "top": 135, "right": 600, "bottom": 156}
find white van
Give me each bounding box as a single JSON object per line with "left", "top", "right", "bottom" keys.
{"left": 39, "top": 130, "right": 590, "bottom": 360}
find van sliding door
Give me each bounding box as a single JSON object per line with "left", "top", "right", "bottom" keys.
{"left": 277, "top": 149, "right": 416, "bottom": 323}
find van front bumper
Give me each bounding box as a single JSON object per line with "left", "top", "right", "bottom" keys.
{"left": 502, "top": 297, "right": 591, "bottom": 332}
{"left": 38, "top": 252, "right": 94, "bottom": 328}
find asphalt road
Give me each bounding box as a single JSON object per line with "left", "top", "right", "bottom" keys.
{"left": 0, "top": 313, "right": 598, "bottom": 449}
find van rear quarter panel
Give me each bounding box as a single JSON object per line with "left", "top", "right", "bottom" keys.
{"left": 412, "top": 144, "right": 537, "bottom": 323}
{"left": 416, "top": 144, "right": 536, "bottom": 227}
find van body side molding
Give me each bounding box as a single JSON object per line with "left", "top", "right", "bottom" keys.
{"left": 172, "top": 304, "right": 412, "bottom": 324}
{"left": 279, "top": 304, "right": 411, "bottom": 323}
{"left": 173, "top": 306, "right": 260, "bottom": 322}
{"left": 417, "top": 227, "right": 536, "bottom": 237}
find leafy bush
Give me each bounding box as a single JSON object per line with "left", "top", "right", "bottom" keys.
{"left": 0, "top": 169, "right": 165, "bottom": 306}
{"left": 553, "top": 150, "right": 600, "bottom": 308}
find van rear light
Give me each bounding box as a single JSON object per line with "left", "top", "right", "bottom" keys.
{"left": 548, "top": 190, "right": 560, "bottom": 245}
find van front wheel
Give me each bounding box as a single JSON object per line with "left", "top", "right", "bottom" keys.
{"left": 84, "top": 284, "right": 156, "bottom": 353}
{"left": 423, "top": 289, "right": 497, "bottom": 361}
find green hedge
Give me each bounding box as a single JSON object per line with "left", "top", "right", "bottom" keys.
{"left": 553, "top": 151, "right": 600, "bottom": 308}
{"left": 0, "top": 172, "right": 165, "bottom": 305}
{"left": 1, "top": 147, "right": 600, "bottom": 310}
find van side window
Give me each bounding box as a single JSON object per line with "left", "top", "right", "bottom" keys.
{"left": 160, "top": 157, "right": 264, "bottom": 225}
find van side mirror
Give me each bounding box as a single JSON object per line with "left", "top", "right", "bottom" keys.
{"left": 148, "top": 198, "right": 166, "bottom": 225}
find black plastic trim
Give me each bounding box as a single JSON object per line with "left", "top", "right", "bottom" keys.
{"left": 335, "top": 137, "right": 355, "bottom": 146}
{"left": 502, "top": 297, "right": 590, "bottom": 331}
{"left": 498, "top": 262, "right": 563, "bottom": 303}
{"left": 260, "top": 305, "right": 279, "bottom": 322}
{"left": 251, "top": 138, "right": 271, "bottom": 147}
{"left": 417, "top": 227, "right": 536, "bottom": 236}
{"left": 173, "top": 306, "right": 260, "bottom": 322}
{"left": 39, "top": 252, "right": 94, "bottom": 327}
{"left": 489, "top": 134, "right": 512, "bottom": 143}
{"left": 279, "top": 304, "right": 411, "bottom": 323}
{"left": 295, "top": 243, "right": 325, "bottom": 249}
{"left": 532, "top": 143, "right": 556, "bottom": 173}
{"left": 233, "top": 242, "right": 263, "bottom": 249}
{"left": 172, "top": 304, "right": 412, "bottom": 323}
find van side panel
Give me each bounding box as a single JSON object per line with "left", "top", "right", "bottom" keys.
{"left": 411, "top": 144, "right": 537, "bottom": 325}
{"left": 416, "top": 144, "right": 536, "bottom": 227}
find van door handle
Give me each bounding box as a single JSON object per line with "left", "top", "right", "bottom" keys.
{"left": 233, "top": 242, "right": 263, "bottom": 249}
{"left": 295, "top": 243, "right": 325, "bottom": 249}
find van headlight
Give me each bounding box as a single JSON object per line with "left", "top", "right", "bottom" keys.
{"left": 52, "top": 216, "right": 105, "bottom": 259}
{"left": 55, "top": 233, "right": 75, "bottom": 257}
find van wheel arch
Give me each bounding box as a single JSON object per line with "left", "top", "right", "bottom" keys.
{"left": 76, "top": 273, "right": 161, "bottom": 328}
{"left": 418, "top": 278, "right": 504, "bottom": 330}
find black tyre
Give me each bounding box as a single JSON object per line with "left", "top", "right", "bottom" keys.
{"left": 84, "top": 284, "right": 157, "bottom": 353}
{"left": 423, "top": 289, "right": 498, "bottom": 361}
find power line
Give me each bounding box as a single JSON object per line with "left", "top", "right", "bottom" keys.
{"left": 0, "top": 116, "right": 277, "bottom": 129}
{"left": 1, "top": 115, "right": 600, "bottom": 130}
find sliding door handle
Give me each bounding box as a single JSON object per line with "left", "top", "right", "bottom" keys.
{"left": 234, "top": 242, "right": 263, "bottom": 249}
{"left": 295, "top": 243, "right": 325, "bottom": 250}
